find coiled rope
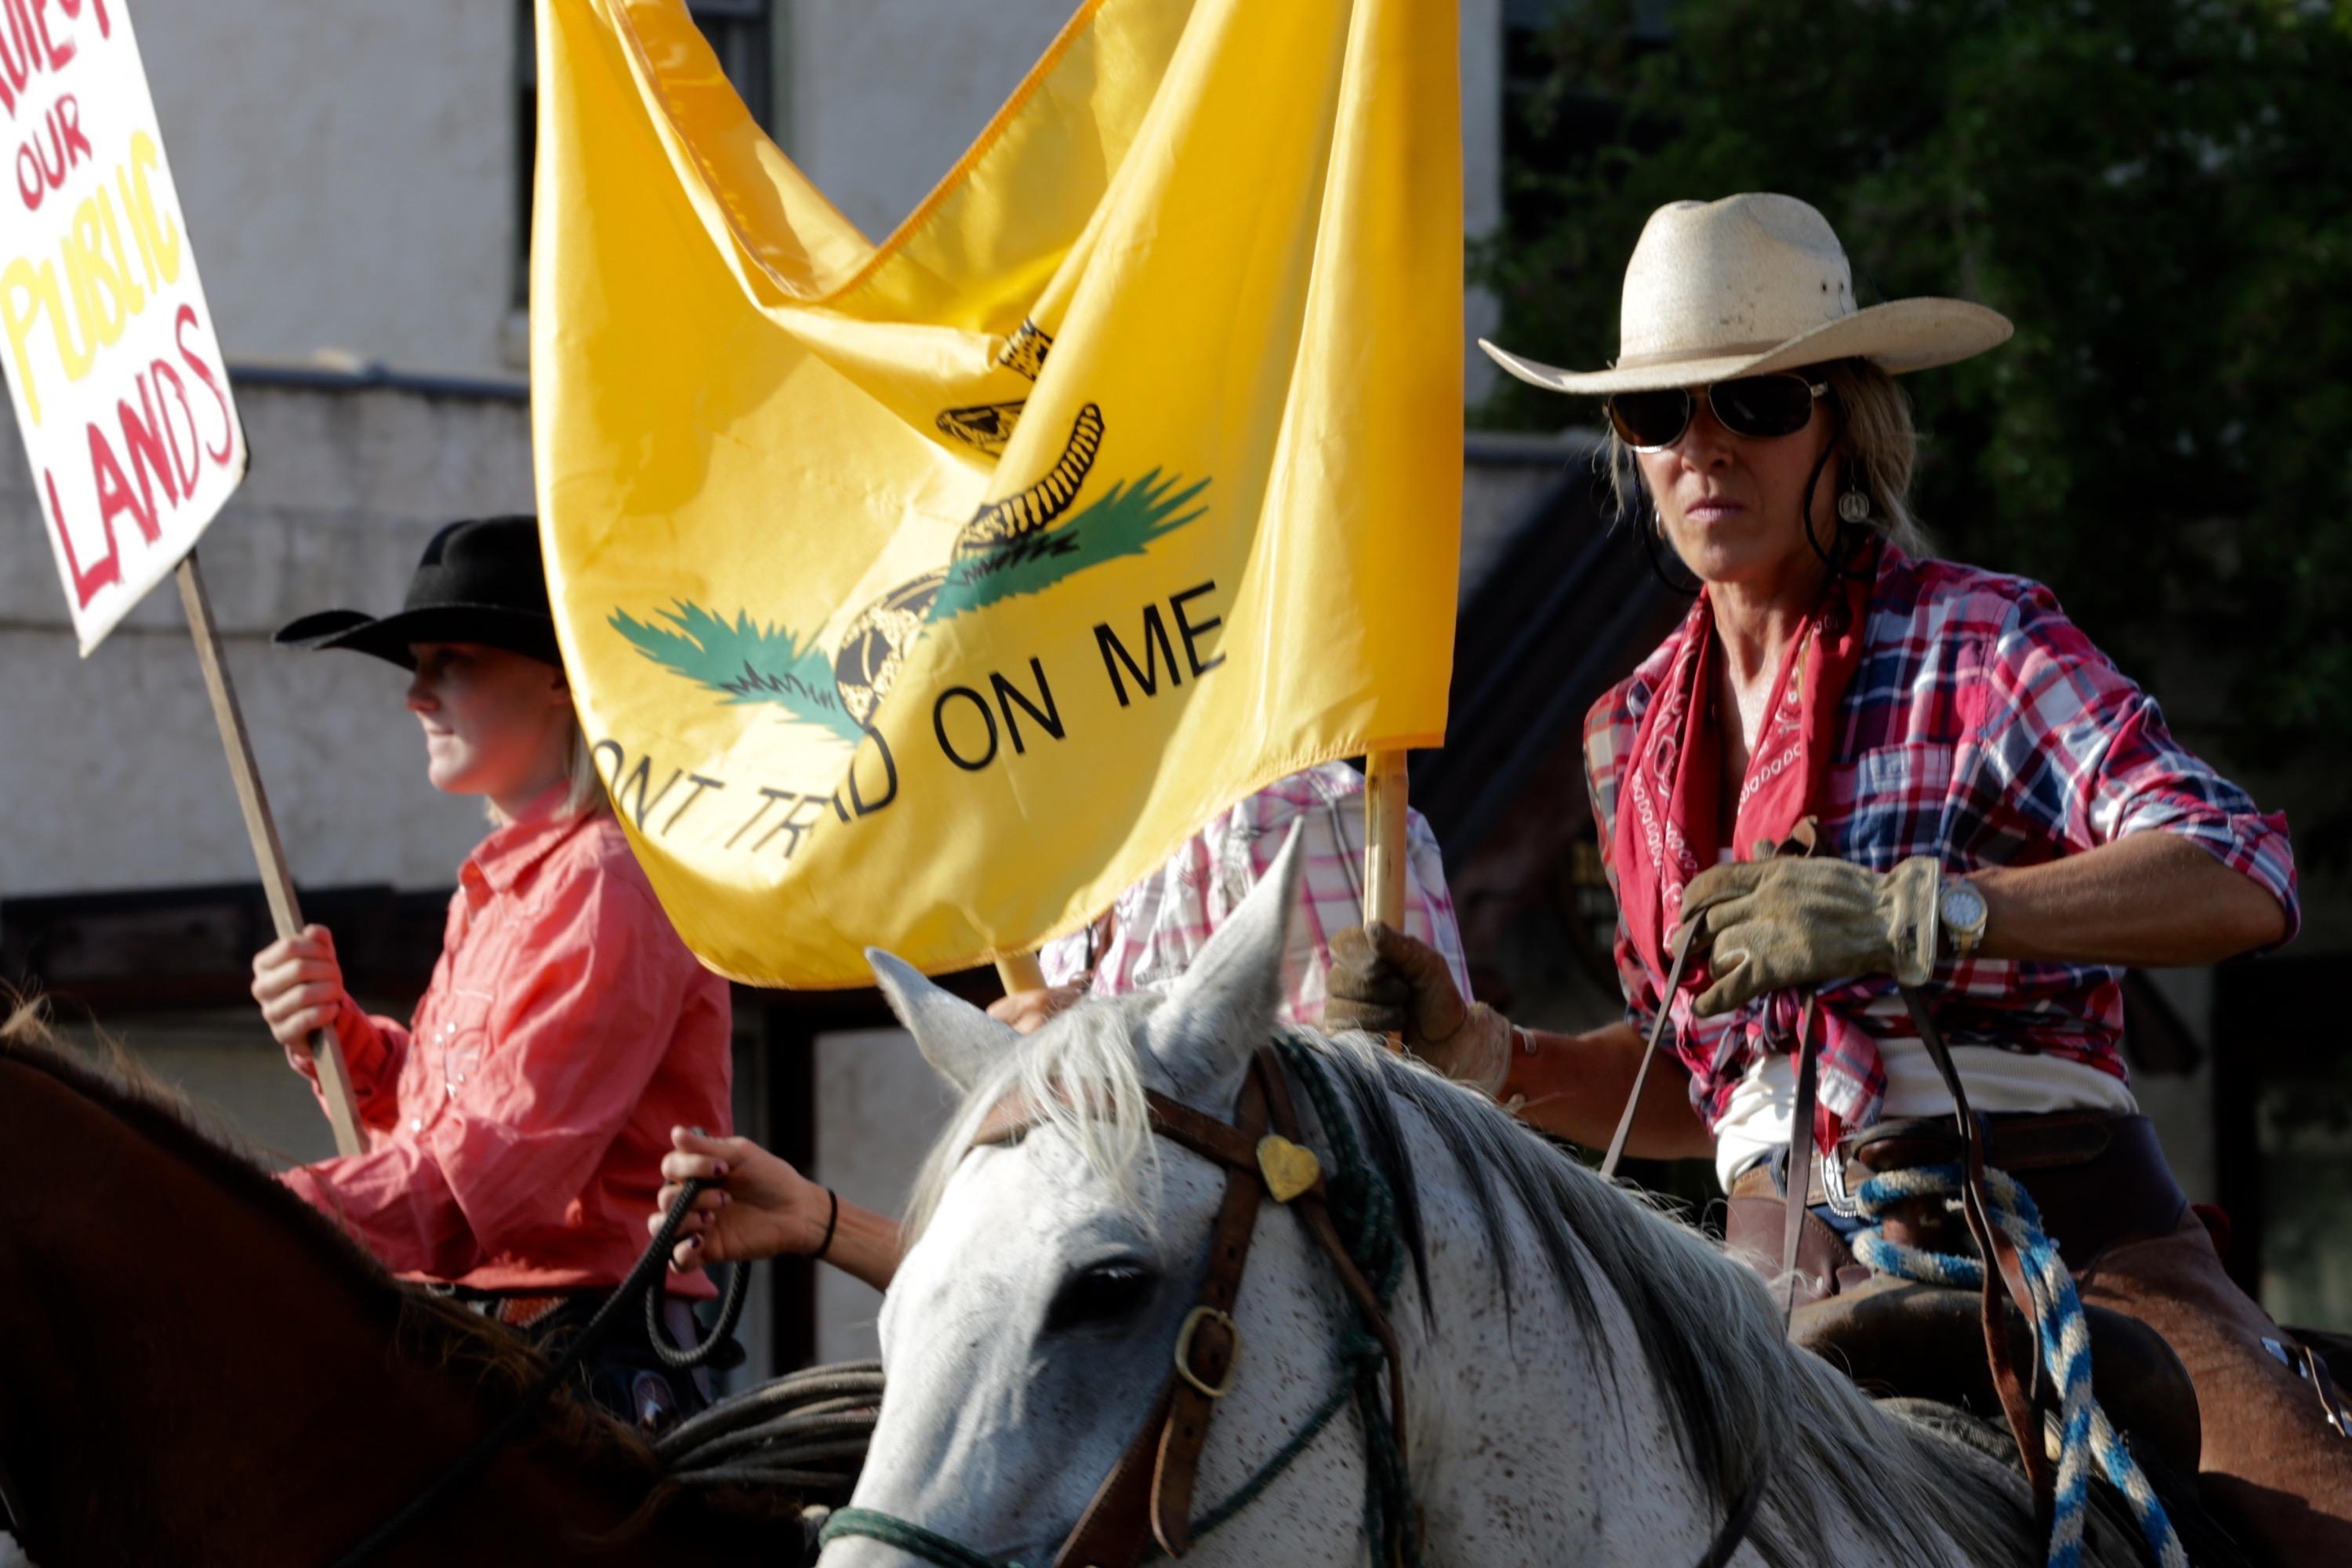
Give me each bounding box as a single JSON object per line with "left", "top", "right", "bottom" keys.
{"left": 1851, "top": 1163, "right": 2188, "bottom": 1568}
{"left": 657, "top": 1360, "right": 882, "bottom": 1502}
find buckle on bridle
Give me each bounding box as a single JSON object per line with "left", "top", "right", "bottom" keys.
{"left": 1174, "top": 1305, "right": 1240, "bottom": 1398}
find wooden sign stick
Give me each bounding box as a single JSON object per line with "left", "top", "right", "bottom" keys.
{"left": 176, "top": 551, "right": 366, "bottom": 1156}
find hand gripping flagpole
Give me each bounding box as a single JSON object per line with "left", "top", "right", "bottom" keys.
{"left": 177, "top": 554, "right": 366, "bottom": 1156}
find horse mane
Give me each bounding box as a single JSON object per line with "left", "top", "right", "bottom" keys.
{"left": 0, "top": 991, "right": 793, "bottom": 1539}
{"left": 903, "top": 1002, "right": 2056, "bottom": 1568}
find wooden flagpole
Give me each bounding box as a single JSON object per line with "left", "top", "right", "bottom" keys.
{"left": 1363, "top": 750, "right": 1409, "bottom": 931}
{"left": 176, "top": 551, "right": 366, "bottom": 1156}
{"left": 994, "top": 953, "right": 1049, "bottom": 993}
{"left": 1364, "top": 750, "right": 1410, "bottom": 1048}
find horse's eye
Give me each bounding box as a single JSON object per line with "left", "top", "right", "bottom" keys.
{"left": 1044, "top": 1261, "right": 1156, "bottom": 1333}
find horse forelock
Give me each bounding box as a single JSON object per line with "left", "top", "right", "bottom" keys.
{"left": 903, "top": 997, "right": 1167, "bottom": 1246}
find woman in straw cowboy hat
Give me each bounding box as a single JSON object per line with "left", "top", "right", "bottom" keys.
{"left": 1328, "top": 193, "right": 2348, "bottom": 1555}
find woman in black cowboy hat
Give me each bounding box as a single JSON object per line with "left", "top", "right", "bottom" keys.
{"left": 249, "top": 515, "right": 735, "bottom": 1432}
{"left": 1328, "top": 194, "right": 2344, "bottom": 1558}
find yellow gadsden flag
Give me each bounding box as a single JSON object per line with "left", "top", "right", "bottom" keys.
{"left": 532, "top": 0, "right": 1461, "bottom": 985}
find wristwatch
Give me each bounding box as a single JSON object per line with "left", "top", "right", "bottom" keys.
{"left": 1940, "top": 877, "right": 1989, "bottom": 960}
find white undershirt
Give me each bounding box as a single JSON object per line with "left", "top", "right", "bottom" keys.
{"left": 1711, "top": 1042, "right": 2139, "bottom": 1189}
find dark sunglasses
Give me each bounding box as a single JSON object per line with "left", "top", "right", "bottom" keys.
{"left": 1606, "top": 373, "right": 1828, "bottom": 451}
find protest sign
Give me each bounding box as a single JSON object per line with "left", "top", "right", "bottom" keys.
{"left": 0, "top": 0, "right": 245, "bottom": 653}
{"left": 0, "top": 2, "right": 360, "bottom": 1153}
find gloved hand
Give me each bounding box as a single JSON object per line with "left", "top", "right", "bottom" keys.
{"left": 1325, "top": 923, "right": 1519, "bottom": 1097}
{"left": 1679, "top": 854, "right": 1942, "bottom": 1017}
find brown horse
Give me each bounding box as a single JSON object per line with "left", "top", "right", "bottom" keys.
{"left": 0, "top": 1004, "right": 804, "bottom": 1566}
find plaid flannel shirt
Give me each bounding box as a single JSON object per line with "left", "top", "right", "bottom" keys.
{"left": 1586, "top": 546, "right": 2299, "bottom": 1141}
{"left": 1040, "top": 762, "right": 1472, "bottom": 1025}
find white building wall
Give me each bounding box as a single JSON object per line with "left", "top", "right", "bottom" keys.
{"left": 792, "top": 0, "right": 1506, "bottom": 397}
{"left": 137, "top": 2, "right": 518, "bottom": 379}
{"left": 0, "top": 377, "right": 530, "bottom": 899}
{"left": 785, "top": 1, "right": 1073, "bottom": 245}
{"left": 125, "top": 1, "right": 1504, "bottom": 387}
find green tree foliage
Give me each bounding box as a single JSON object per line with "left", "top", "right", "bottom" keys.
{"left": 1481, "top": 0, "right": 2352, "bottom": 856}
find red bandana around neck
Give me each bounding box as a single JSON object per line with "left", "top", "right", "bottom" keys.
{"left": 1613, "top": 557, "right": 1876, "bottom": 998}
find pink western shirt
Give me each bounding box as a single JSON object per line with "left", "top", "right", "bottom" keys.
{"left": 281, "top": 793, "right": 732, "bottom": 1298}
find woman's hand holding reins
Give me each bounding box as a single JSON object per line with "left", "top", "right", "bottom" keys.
{"left": 250, "top": 924, "right": 354, "bottom": 1052}
{"left": 1325, "top": 923, "right": 1519, "bottom": 1097}
{"left": 654, "top": 1127, "right": 825, "bottom": 1272}
{"left": 655, "top": 1128, "right": 904, "bottom": 1293}
{"left": 1677, "top": 854, "right": 1940, "bottom": 1015}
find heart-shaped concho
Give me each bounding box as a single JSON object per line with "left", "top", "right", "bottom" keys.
{"left": 1255, "top": 1134, "right": 1321, "bottom": 1203}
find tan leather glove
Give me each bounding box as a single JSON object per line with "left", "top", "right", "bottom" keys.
{"left": 1679, "top": 854, "right": 1942, "bottom": 1017}
{"left": 1324, "top": 923, "right": 1518, "bottom": 1096}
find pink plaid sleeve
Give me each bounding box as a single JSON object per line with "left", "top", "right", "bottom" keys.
{"left": 1036, "top": 763, "right": 1472, "bottom": 1024}
{"left": 1977, "top": 583, "right": 2299, "bottom": 943}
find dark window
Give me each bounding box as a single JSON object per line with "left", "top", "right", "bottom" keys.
{"left": 514, "top": 1, "right": 775, "bottom": 307}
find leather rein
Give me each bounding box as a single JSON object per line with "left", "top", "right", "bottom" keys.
{"left": 1597, "top": 822, "right": 2061, "bottom": 1537}
{"left": 823, "top": 1043, "right": 1411, "bottom": 1568}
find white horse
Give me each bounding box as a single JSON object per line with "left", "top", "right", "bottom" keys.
{"left": 822, "top": 837, "right": 2146, "bottom": 1566}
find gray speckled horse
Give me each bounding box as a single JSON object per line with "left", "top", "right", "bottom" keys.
{"left": 826, "top": 836, "right": 2147, "bottom": 1566}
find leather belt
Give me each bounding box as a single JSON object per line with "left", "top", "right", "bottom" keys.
{"left": 1815, "top": 1113, "right": 2181, "bottom": 1261}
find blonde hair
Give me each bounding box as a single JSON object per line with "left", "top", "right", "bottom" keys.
{"left": 561, "top": 714, "right": 612, "bottom": 819}
{"left": 1599, "top": 358, "right": 1933, "bottom": 560}
{"left": 482, "top": 706, "right": 612, "bottom": 826}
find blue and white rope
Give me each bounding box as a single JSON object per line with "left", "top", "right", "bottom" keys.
{"left": 1850, "top": 1164, "right": 2188, "bottom": 1568}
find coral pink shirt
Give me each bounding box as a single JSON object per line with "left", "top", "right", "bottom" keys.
{"left": 281, "top": 793, "right": 732, "bottom": 1298}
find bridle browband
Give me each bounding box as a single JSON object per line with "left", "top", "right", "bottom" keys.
{"left": 823, "top": 1043, "right": 1412, "bottom": 1568}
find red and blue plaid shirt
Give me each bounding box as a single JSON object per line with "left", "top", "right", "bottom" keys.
{"left": 1585, "top": 546, "right": 2299, "bottom": 1140}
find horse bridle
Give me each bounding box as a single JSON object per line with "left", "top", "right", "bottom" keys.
{"left": 822, "top": 1044, "right": 1412, "bottom": 1568}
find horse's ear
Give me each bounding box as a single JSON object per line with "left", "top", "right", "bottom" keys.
{"left": 1148, "top": 823, "right": 1303, "bottom": 1098}
{"left": 868, "top": 949, "right": 1015, "bottom": 1094}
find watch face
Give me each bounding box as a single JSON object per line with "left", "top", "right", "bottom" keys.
{"left": 1944, "top": 883, "right": 1987, "bottom": 928}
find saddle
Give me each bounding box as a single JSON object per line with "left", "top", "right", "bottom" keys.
{"left": 1744, "top": 1109, "right": 2208, "bottom": 1486}
{"left": 1791, "top": 1274, "right": 2205, "bottom": 1484}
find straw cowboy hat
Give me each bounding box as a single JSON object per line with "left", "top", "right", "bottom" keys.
{"left": 1481, "top": 193, "right": 2013, "bottom": 396}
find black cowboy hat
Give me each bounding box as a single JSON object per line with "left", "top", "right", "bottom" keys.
{"left": 274, "top": 515, "right": 561, "bottom": 670}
